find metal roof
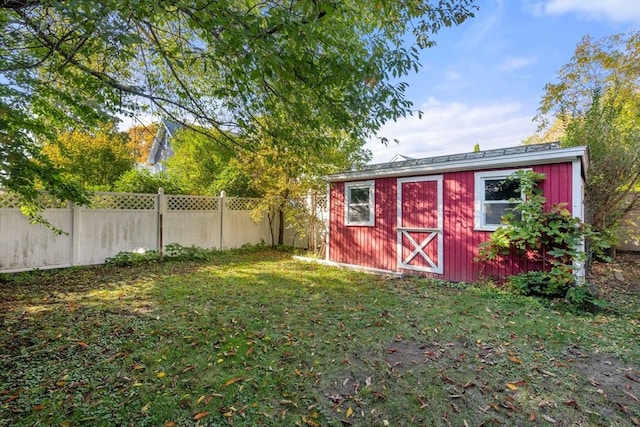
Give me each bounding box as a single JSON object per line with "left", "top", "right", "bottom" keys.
{"left": 326, "top": 143, "right": 588, "bottom": 182}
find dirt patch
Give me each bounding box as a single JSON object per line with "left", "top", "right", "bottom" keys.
{"left": 566, "top": 346, "right": 640, "bottom": 418}
{"left": 316, "top": 339, "right": 640, "bottom": 426}
{"left": 382, "top": 339, "right": 444, "bottom": 372}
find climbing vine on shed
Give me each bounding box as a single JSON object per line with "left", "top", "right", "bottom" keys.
{"left": 476, "top": 170, "right": 608, "bottom": 301}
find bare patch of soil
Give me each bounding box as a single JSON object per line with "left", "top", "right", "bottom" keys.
{"left": 566, "top": 346, "right": 640, "bottom": 419}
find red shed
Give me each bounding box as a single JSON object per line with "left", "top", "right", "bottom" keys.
{"left": 324, "top": 143, "right": 588, "bottom": 282}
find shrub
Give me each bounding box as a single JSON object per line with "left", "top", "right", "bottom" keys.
{"left": 507, "top": 271, "right": 606, "bottom": 312}
{"left": 104, "top": 248, "right": 160, "bottom": 267}
{"left": 507, "top": 271, "right": 569, "bottom": 298}
{"left": 164, "top": 243, "right": 214, "bottom": 260}
{"left": 104, "top": 243, "right": 270, "bottom": 267}
{"left": 477, "top": 170, "right": 609, "bottom": 309}
{"left": 113, "top": 169, "right": 186, "bottom": 194}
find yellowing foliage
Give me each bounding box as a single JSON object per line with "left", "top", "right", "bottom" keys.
{"left": 42, "top": 123, "right": 134, "bottom": 189}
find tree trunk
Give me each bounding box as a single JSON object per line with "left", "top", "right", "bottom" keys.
{"left": 278, "top": 208, "right": 284, "bottom": 246}
{"left": 267, "top": 211, "right": 275, "bottom": 248}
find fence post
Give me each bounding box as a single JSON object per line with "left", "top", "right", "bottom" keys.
{"left": 219, "top": 190, "right": 225, "bottom": 249}
{"left": 157, "top": 188, "right": 165, "bottom": 259}
{"left": 70, "top": 200, "right": 81, "bottom": 266}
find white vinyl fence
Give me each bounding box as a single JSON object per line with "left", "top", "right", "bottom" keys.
{"left": 0, "top": 189, "right": 298, "bottom": 273}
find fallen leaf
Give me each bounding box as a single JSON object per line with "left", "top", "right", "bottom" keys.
{"left": 276, "top": 399, "right": 293, "bottom": 409}
{"left": 5, "top": 394, "right": 20, "bottom": 403}
{"left": 32, "top": 404, "right": 45, "bottom": 410}
{"left": 506, "top": 383, "right": 518, "bottom": 391}
{"left": 77, "top": 341, "right": 88, "bottom": 349}
{"left": 509, "top": 355, "right": 523, "bottom": 364}
{"left": 441, "top": 374, "right": 455, "bottom": 384}
{"left": 301, "top": 415, "right": 319, "bottom": 427}
{"left": 563, "top": 399, "right": 579, "bottom": 408}
{"left": 372, "top": 391, "right": 387, "bottom": 400}
{"left": 141, "top": 403, "right": 150, "bottom": 412}
{"left": 529, "top": 412, "right": 536, "bottom": 421}
{"left": 193, "top": 412, "right": 209, "bottom": 420}
{"left": 223, "top": 377, "right": 244, "bottom": 387}
{"left": 61, "top": 421, "right": 73, "bottom": 427}
{"left": 541, "top": 414, "right": 557, "bottom": 423}
{"left": 535, "top": 368, "right": 556, "bottom": 377}
{"left": 197, "top": 395, "right": 206, "bottom": 404}
{"left": 346, "top": 407, "right": 354, "bottom": 418}
{"left": 156, "top": 372, "right": 166, "bottom": 379}
{"left": 163, "top": 422, "right": 176, "bottom": 427}
{"left": 630, "top": 416, "right": 639, "bottom": 425}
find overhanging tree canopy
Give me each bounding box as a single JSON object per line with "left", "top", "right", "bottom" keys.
{"left": 1, "top": 0, "right": 477, "bottom": 214}
{"left": 536, "top": 31, "right": 640, "bottom": 247}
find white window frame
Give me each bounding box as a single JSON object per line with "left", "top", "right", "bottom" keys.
{"left": 345, "top": 181, "right": 375, "bottom": 226}
{"left": 474, "top": 169, "right": 528, "bottom": 231}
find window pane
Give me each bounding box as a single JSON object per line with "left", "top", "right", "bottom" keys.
{"left": 350, "top": 187, "right": 370, "bottom": 204}
{"left": 485, "top": 202, "right": 521, "bottom": 225}
{"left": 349, "top": 204, "right": 370, "bottom": 223}
{"left": 484, "top": 179, "right": 520, "bottom": 201}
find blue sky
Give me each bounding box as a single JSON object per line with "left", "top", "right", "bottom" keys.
{"left": 365, "top": 0, "right": 640, "bottom": 164}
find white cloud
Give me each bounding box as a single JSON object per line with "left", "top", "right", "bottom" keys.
{"left": 499, "top": 56, "right": 537, "bottom": 71}
{"left": 532, "top": 0, "right": 640, "bottom": 23}
{"left": 458, "top": 0, "right": 505, "bottom": 48}
{"left": 365, "top": 98, "right": 537, "bottom": 164}
{"left": 444, "top": 70, "right": 463, "bottom": 82}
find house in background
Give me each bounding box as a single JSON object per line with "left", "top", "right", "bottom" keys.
{"left": 146, "top": 119, "right": 181, "bottom": 173}
{"left": 324, "top": 143, "right": 587, "bottom": 283}
{"left": 388, "top": 154, "right": 415, "bottom": 163}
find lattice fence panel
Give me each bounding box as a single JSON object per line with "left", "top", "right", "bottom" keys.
{"left": 38, "top": 193, "right": 68, "bottom": 209}
{"left": 315, "top": 195, "right": 328, "bottom": 211}
{"left": 89, "top": 193, "right": 156, "bottom": 210}
{"left": 167, "top": 195, "right": 219, "bottom": 211}
{"left": 225, "top": 197, "right": 261, "bottom": 211}
{"left": 0, "top": 190, "right": 67, "bottom": 209}
{"left": 0, "top": 191, "right": 22, "bottom": 209}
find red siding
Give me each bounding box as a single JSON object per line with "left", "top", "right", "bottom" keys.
{"left": 329, "top": 178, "right": 397, "bottom": 271}
{"left": 401, "top": 181, "right": 438, "bottom": 229}
{"left": 329, "top": 162, "right": 575, "bottom": 283}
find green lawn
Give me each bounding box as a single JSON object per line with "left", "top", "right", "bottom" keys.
{"left": 1, "top": 249, "right": 639, "bottom": 426}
